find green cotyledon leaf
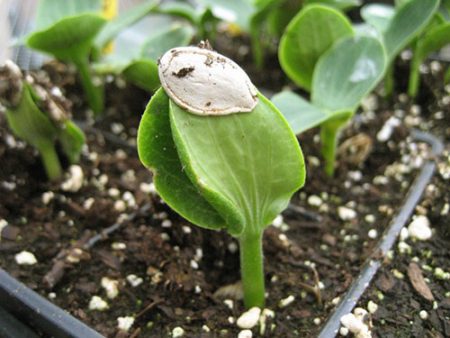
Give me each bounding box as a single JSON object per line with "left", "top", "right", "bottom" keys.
{"left": 271, "top": 91, "right": 329, "bottom": 135}
{"left": 169, "top": 93, "right": 305, "bottom": 236}
{"left": 312, "top": 35, "right": 387, "bottom": 113}
{"left": 383, "top": 0, "right": 440, "bottom": 62}
{"left": 279, "top": 4, "right": 354, "bottom": 92}
{"left": 27, "top": 14, "right": 106, "bottom": 62}
{"left": 137, "top": 89, "right": 227, "bottom": 231}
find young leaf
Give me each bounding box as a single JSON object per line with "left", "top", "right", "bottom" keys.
{"left": 138, "top": 47, "right": 305, "bottom": 308}
{"left": 360, "top": 3, "right": 395, "bottom": 33}
{"left": 140, "top": 25, "right": 194, "bottom": 60}
{"left": 33, "top": 0, "right": 102, "bottom": 30}
{"left": 94, "top": 0, "right": 160, "bottom": 51}
{"left": 1, "top": 61, "right": 85, "bottom": 180}
{"left": 383, "top": 0, "right": 440, "bottom": 61}
{"left": 312, "top": 36, "right": 386, "bottom": 176}
{"left": 5, "top": 84, "right": 61, "bottom": 180}
{"left": 137, "top": 89, "right": 227, "bottom": 231}
{"left": 312, "top": 36, "right": 387, "bottom": 112}
{"left": 304, "top": 0, "right": 361, "bottom": 11}
{"left": 271, "top": 91, "right": 329, "bottom": 134}
{"left": 122, "top": 60, "right": 160, "bottom": 92}
{"left": 408, "top": 22, "right": 450, "bottom": 97}
{"left": 169, "top": 93, "right": 305, "bottom": 233}
{"left": 279, "top": 4, "right": 354, "bottom": 91}
{"left": 27, "top": 0, "right": 107, "bottom": 114}
{"left": 59, "top": 120, "right": 86, "bottom": 164}
{"left": 196, "top": 0, "right": 255, "bottom": 31}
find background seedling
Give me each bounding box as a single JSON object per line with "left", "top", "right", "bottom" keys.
{"left": 94, "top": 23, "right": 194, "bottom": 92}
{"left": 274, "top": 36, "right": 387, "bottom": 176}
{"left": 27, "top": 0, "right": 159, "bottom": 114}
{"left": 278, "top": 4, "right": 354, "bottom": 92}
{"left": 361, "top": 0, "right": 440, "bottom": 97}
{"left": 26, "top": 0, "right": 107, "bottom": 114}
{"left": 0, "top": 61, "right": 85, "bottom": 180}
{"left": 138, "top": 47, "right": 305, "bottom": 308}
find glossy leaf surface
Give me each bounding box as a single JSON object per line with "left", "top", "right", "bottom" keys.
{"left": 123, "top": 60, "right": 160, "bottom": 92}
{"left": 34, "top": 0, "right": 102, "bottom": 30}
{"left": 27, "top": 15, "right": 106, "bottom": 61}
{"left": 169, "top": 93, "right": 305, "bottom": 235}
{"left": 414, "top": 23, "right": 450, "bottom": 63}
{"left": 304, "top": 0, "right": 361, "bottom": 11}
{"left": 383, "top": 0, "right": 440, "bottom": 61}
{"left": 408, "top": 22, "right": 450, "bottom": 96}
{"left": 95, "top": 0, "right": 159, "bottom": 50}
{"left": 196, "top": 0, "right": 255, "bottom": 30}
{"left": 140, "top": 25, "right": 194, "bottom": 60}
{"left": 361, "top": 3, "right": 395, "bottom": 32}
{"left": 279, "top": 5, "right": 353, "bottom": 91}
{"left": 312, "top": 36, "right": 387, "bottom": 113}
{"left": 138, "top": 89, "right": 227, "bottom": 231}
{"left": 271, "top": 91, "right": 329, "bottom": 135}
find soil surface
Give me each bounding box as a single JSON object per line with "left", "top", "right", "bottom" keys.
{"left": 0, "top": 48, "right": 449, "bottom": 338}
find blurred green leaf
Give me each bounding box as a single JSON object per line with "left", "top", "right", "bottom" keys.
{"left": 279, "top": 4, "right": 353, "bottom": 91}
{"left": 95, "top": 0, "right": 160, "bottom": 50}
{"left": 305, "top": 0, "right": 361, "bottom": 11}
{"left": 140, "top": 25, "right": 194, "bottom": 60}
{"left": 34, "top": 0, "right": 102, "bottom": 30}
{"left": 408, "top": 22, "right": 450, "bottom": 96}
{"left": 271, "top": 91, "right": 329, "bottom": 134}
{"left": 312, "top": 35, "right": 387, "bottom": 112}
{"left": 384, "top": 0, "right": 440, "bottom": 61}
{"left": 361, "top": 3, "right": 395, "bottom": 33}
{"left": 196, "top": 0, "right": 255, "bottom": 30}
{"left": 122, "top": 60, "right": 160, "bottom": 92}
{"left": 137, "top": 89, "right": 227, "bottom": 230}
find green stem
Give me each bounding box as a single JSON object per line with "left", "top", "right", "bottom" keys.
{"left": 384, "top": 64, "right": 394, "bottom": 98}
{"left": 408, "top": 56, "right": 421, "bottom": 98}
{"left": 239, "top": 231, "right": 265, "bottom": 308}
{"left": 320, "top": 118, "right": 346, "bottom": 177}
{"left": 75, "top": 58, "right": 104, "bottom": 115}
{"left": 37, "top": 140, "right": 62, "bottom": 180}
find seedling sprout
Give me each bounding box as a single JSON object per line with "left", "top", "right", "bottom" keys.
{"left": 138, "top": 45, "right": 305, "bottom": 308}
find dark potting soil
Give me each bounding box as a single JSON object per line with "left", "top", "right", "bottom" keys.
{"left": 0, "top": 53, "right": 448, "bottom": 338}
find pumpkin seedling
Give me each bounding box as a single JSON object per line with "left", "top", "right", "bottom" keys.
{"left": 137, "top": 46, "right": 305, "bottom": 308}
{"left": 27, "top": 0, "right": 158, "bottom": 114}
{"left": 274, "top": 35, "right": 387, "bottom": 176}
{"left": 361, "top": 0, "right": 440, "bottom": 97}
{"left": 0, "top": 61, "right": 85, "bottom": 180}
{"left": 279, "top": 4, "right": 354, "bottom": 92}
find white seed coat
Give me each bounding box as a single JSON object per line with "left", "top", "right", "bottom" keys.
{"left": 158, "top": 47, "right": 258, "bottom": 115}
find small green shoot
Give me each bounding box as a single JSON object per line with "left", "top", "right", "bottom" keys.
{"left": 408, "top": 21, "right": 450, "bottom": 97}
{"left": 138, "top": 46, "right": 305, "bottom": 308}
{"left": 0, "top": 61, "right": 85, "bottom": 180}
